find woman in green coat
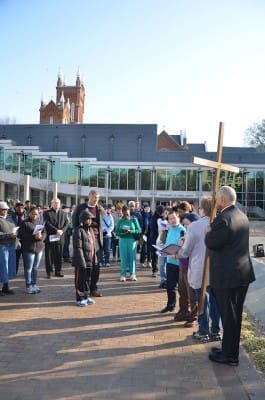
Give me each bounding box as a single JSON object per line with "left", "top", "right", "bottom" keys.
{"left": 115, "top": 205, "right": 141, "bottom": 282}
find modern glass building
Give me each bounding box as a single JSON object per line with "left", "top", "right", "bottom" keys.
{"left": 1, "top": 138, "right": 265, "bottom": 215}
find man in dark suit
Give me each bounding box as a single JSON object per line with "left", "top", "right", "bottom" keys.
{"left": 44, "top": 198, "right": 68, "bottom": 278}
{"left": 205, "top": 186, "right": 255, "bottom": 366}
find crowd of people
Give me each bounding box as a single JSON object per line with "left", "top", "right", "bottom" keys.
{"left": 0, "top": 186, "right": 256, "bottom": 366}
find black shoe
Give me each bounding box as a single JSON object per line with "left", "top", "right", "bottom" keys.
{"left": 174, "top": 312, "right": 190, "bottom": 322}
{"left": 46, "top": 274, "right": 51, "bottom": 279}
{"left": 158, "top": 282, "right": 167, "bottom": 289}
{"left": 63, "top": 258, "right": 72, "bottom": 263}
{"left": 211, "top": 347, "right": 222, "bottom": 354}
{"left": 2, "top": 288, "right": 15, "bottom": 295}
{"left": 161, "top": 306, "right": 174, "bottom": 313}
{"left": 55, "top": 273, "right": 64, "bottom": 278}
{"left": 209, "top": 352, "right": 238, "bottom": 366}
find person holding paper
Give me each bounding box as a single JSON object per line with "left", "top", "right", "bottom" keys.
{"left": 19, "top": 207, "right": 44, "bottom": 294}
{"left": 160, "top": 211, "right": 185, "bottom": 313}
{"left": 0, "top": 201, "right": 17, "bottom": 295}
{"left": 43, "top": 198, "right": 68, "bottom": 278}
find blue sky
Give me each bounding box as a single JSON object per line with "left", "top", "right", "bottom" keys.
{"left": 1, "top": 0, "right": 265, "bottom": 149}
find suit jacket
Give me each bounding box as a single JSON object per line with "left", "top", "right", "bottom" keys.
{"left": 43, "top": 208, "right": 68, "bottom": 244}
{"left": 205, "top": 205, "right": 255, "bottom": 289}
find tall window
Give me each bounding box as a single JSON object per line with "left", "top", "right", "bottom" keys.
{"left": 49, "top": 116, "right": 54, "bottom": 124}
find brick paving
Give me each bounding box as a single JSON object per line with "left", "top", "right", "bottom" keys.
{"left": 0, "top": 260, "right": 264, "bottom": 400}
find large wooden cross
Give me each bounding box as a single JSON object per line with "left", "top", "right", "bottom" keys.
{"left": 192, "top": 122, "right": 240, "bottom": 314}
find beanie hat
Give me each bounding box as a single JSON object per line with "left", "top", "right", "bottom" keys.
{"left": 183, "top": 212, "right": 199, "bottom": 223}
{"left": 156, "top": 205, "right": 164, "bottom": 215}
{"left": 79, "top": 210, "right": 95, "bottom": 223}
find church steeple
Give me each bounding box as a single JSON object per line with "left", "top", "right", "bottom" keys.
{"left": 76, "top": 67, "right": 81, "bottom": 87}
{"left": 57, "top": 68, "right": 63, "bottom": 87}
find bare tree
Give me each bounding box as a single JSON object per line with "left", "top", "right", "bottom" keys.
{"left": 245, "top": 119, "right": 265, "bottom": 152}
{"left": 0, "top": 117, "right": 16, "bottom": 124}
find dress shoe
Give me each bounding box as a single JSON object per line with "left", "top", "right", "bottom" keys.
{"left": 90, "top": 290, "right": 103, "bottom": 297}
{"left": 211, "top": 347, "right": 222, "bottom": 354}
{"left": 160, "top": 306, "right": 174, "bottom": 313}
{"left": 55, "top": 273, "right": 64, "bottom": 278}
{"left": 2, "top": 288, "right": 15, "bottom": 295}
{"left": 209, "top": 352, "right": 238, "bottom": 366}
{"left": 174, "top": 312, "right": 190, "bottom": 322}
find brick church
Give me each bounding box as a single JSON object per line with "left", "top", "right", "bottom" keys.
{"left": 39, "top": 70, "right": 85, "bottom": 124}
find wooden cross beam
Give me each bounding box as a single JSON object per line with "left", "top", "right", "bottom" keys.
{"left": 192, "top": 122, "right": 240, "bottom": 314}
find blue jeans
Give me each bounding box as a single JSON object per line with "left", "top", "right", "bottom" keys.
{"left": 166, "top": 262, "right": 179, "bottom": 308}
{"left": 22, "top": 251, "right": 43, "bottom": 287}
{"left": 102, "top": 236, "right": 111, "bottom": 265}
{"left": 194, "top": 286, "right": 221, "bottom": 335}
{"left": 159, "top": 256, "right": 167, "bottom": 283}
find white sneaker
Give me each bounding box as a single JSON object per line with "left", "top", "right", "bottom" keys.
{"left": 86, "top": 297, "right": 95, "bottom": 305}
{"left": 31, "top": 284, "right": 41, "bottom": 293}
{"left": 147, "top": 262, "right": 152, "bottom": 268}
{"left": 130, "top": 274, "right": 137, "bottom": 281}
{"left": 76, "top": 299, "right": 88, "bottom": 307}
{"left": 25, "top": 286, "right": 35, "bottom": 294}
{"left": 120, "top": 276, "right": 126, "bottom": 282}
{"left": 141, "top": 263, "right": 147, "bottom": 268}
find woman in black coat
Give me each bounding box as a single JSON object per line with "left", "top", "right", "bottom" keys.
{"left": 19, "top": 207, "right": 44, "bottom": 294}
{"left": 72, "top": 210, "right": 97, "bottom": 306}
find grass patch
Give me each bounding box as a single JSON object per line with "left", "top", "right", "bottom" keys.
{"left": 242, "top": 312, "right": 265, "bottom": 378}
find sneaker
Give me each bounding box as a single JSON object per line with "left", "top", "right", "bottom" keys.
{"left": 25, "top": 286, "right": 35, "bottom": 294}
{"left": 86, "top": 297, "right": 95, "bottom": 305}
{"left": 210, "top": 332, "right": 222, "bottom": 342}
{"left": 130, "top": 274, "right": 137, "bottom": 281}
{"left": 147, "top": 261, "right": 152, "bottom": 268}
{"left": 105, "top": 263, "right": 110, "bottom": 267}
{"left": 76, "top": 299, "right": 88, "bottom": 307}
{"left": 192, "top": 331, "right": 210, "bottom": 343}
{"left": 152, "top": 272, "right": 157, "bottom": 278}
{"left": 141, "top": 263, "right": 147, "bottom": 268}
{"left": 120, "top": 276, "right": 126, "bottom": 282}
{"left": 31, "top": 284, "right": 41, "bottom": 293}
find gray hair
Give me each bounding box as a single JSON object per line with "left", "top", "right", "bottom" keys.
{"left": 218, "top": 186, "right": 237, "bottom": 203}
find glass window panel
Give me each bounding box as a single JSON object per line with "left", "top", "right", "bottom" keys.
{"left": 90, "top": 167, "right": 97, "bottom": 187}
{"left": 128, "top": 169, "right": 135, "bottom": 190}
{"left": 173, "top": 169, "right": 186, "bottom": 191}
{"left": 5, "top": 153, "right": 13, "bottom": 172}
{"left": 256, "top": 171, "right": 264, "bottom": 193}
{"left": 202, "top": 170, "right": 213, "bottom": 191}
{"left": 187, "top": 169, "right": 197, "bottom": 191}
{"left": 40, "top": 159, "right": 48, "bottom": 180}
{"left": 120, "top": 169, "right": 127, "bottom": 190}
{"left": 32, "top": 159, "right": 40, "bottom": 178}
{"left": 156, "top": 169, "right": 167, "bottom": 190}
{"left": 64, "top": 164, "right": 76, "bottom": 185}
{"left": 81, "top": 165, "right": 89, "bottom": 186}
{"left": 141, "top": 170, "right": 151, "bottom": 190}
{"left": 247, "top": 171, "right": 255, "bottom": 192}
{"left": 111, "top": 169, "right": 119, "bottom": 190}
{"left": 98, "top": 168, "right": 105, "bottom": 188}
{"left": 219, "top": 170, "right": 226, "bottom": 186}
{"left": 24, "top": 153, "right": 32, "bottom": 175}
{"left": 0, "top": 148, "right": 4, "bottom": 170}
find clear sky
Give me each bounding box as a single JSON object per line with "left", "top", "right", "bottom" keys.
{"left": 1, "top": 0, "right": 265, "bottom": 149}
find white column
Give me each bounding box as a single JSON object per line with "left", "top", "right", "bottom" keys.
{"left": 24, "top": 175, "right": 30, "bottom": 202}
{"left": 0, "top": 182, "right": 5, "bottom": 200}
{"left": 53, "top": 182, "right": 58, "bottom": 199}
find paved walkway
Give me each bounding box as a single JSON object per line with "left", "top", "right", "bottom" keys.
{"left": 0, "top": 260, "right": 264, "bottom": 400}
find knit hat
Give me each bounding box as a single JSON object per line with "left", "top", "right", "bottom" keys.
{"left": 79, "top": 210, "right": 95, "bottom": 223}
{"left": 156, "top": 205, "right": 164, "bottom": 215}
{"left": 0, "top": 201, "right": 9, "bottom": 210}
{"left": 183, "top": 212, "right": 199, "bottom": 223}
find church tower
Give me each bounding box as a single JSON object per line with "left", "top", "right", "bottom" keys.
{"left": 40, "top": 69, "right": 85, "bottom": 124}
